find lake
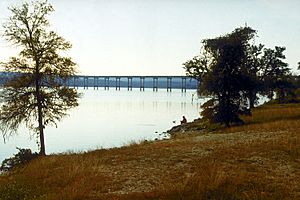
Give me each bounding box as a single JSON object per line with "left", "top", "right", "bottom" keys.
{"left": 0, "top": 88, "right": 205, "bottom": 162}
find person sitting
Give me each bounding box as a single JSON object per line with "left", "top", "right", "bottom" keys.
{"left": 181, "top": 116, "right": 187, "bottom": 124}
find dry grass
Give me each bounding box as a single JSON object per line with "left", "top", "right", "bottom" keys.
{"left": 224, "top": 103, "right": 300, "bottom": 133}
{"left": 0, "top": 103, "right": 300, "bottom": 199}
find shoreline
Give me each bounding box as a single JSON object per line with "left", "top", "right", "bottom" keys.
{"left": 0, "top": 103, "right": 299, "bottom": 199}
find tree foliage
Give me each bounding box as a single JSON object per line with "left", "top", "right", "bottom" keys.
{"left": 242, "top": 45, "right": 291, "bottom": 106}
{"left": 0, "top": 0, "right": 79, "bottom": 155}
{"left": 242, "top": 44, "right": 264, "bottom": 108}
{"left": 184, "top": 27, "right": 256, "bottom": 127}
{"left": 0, "top": 148, "right": 38, "bottom": 172}
{"left": 184, "top": 26, "right": 291, "bottom": 127}
{"left": 260, "top": 47, "right": 290, "bottom": 99}
{"left": 206, "top": 27, "right": 257, "bottom": 126}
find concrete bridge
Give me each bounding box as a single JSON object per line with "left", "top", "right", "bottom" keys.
{"left": 63, "top": 75, "right": 198, "bottom": 92}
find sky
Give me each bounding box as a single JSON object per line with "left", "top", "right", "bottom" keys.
{"left": 0, "top": 0, "right": 299, "bottom": 76}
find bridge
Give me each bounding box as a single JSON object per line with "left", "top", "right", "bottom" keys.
{"left": 63, "top": 75, "right": 199, "bottom": 92}
{"left": 0, "top": 73, "right": 199, "bottom": 92}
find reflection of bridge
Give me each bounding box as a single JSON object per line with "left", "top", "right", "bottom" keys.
{"left": 64, "top": 76, "right": 198, "bottom": 92}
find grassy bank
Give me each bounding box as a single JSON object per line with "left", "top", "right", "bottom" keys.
{"left": 0, "top": 103, "right": 299, "bottom": 199}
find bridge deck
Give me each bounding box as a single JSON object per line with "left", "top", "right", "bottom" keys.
{"left": 69, "top": 75, "right": 198, "bottom": 92}
{"left": 0, "top": 73, "right": 199, "bottom": 92}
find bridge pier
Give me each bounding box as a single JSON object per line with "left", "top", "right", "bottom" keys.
{"left": 64, "top": 78, "right": 67, "bottom": 87}
{"left": 181, "top": 77, "right": 187, "bottom": 92}
{"left": 167, "top": 77, "right": 172, "bottom": 92}
{"left": 104, "top": 77, "right": 109, "bottom": 90}
{"left": 116, "top": 77, "right": 121, "bottom": 90}
{"left": 94, "top": 77, "right": 99, "bottom": 90}
{"left": 140, "top": 77, "right": 145, "bottom": 91}
{"left": 73, "top": 77, "right": 78, "bottom": 89}
{"left": 153, "top": 77, "right": 158, "bottom": 91}
{"left": 84, "top": 77, "right": 88, "bottom": 89}
{"left": 66, "top": 78, "right": 70, "bottom": 87}
{"left": 73, "top": 76, "right": 76, "bottom": 88}
{"left": 128, "top": 77, "right": 133, "bottom": 91}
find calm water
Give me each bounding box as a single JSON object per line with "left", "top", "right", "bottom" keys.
{"left": 0, "top": 88, "right": 205, "bottom": 162}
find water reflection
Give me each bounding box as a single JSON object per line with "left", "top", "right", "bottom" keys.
{"left": 0, "top": 88, "right": 203, "bottom": 161}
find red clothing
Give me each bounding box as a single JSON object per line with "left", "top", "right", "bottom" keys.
{"left": 181, "top": 116, "right": 187, "bottom": 124}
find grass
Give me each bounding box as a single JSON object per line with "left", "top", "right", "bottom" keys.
{"left": 224, "top": 103, "right": 300, "bottom": 133}
{"left": 0, "top": 103, "right": 300, "bottom": 199}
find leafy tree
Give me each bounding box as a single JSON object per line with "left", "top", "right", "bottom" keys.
{"left": 242, "top": 45, "right": 291, "bottom": 107}
{"left": 243, "top": 44, "right": 264, "bottom": 108}
{"left": 184, "top": 27, "right": 256, "bottom": 127}
{"left": 260, "top": 46, "right": 291, "bottom": 102}
{"left": 183, "top": 49, "right": 213, "bottom": 95}
{"left": 0, "top": 0, "right": 79, "bottom": 155}
{"left": 185, "top": 26, "right": 295, "bottom": 127}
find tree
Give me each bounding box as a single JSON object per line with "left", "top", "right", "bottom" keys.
{"left": 184, "top": 27, "right": 256, "bottom": 127}
{"left": 260, "top": 46, "right": 291, "bottom": 102}
{"left": 183, "top": 48, "right": 212, "bottom": 95}
{"left": 240, "top": 44, "right": 291, "bottom": 106}
{"left": 243, "top": 44, "right": 264, "bottom": 108}
{"left": 0, "top": 0, "right": 79, "bottom": 155}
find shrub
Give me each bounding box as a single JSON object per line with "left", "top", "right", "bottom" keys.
{"left": 0, "top": 148, "right": 39, "bottom": 172}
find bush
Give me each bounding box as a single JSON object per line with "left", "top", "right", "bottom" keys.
{"left": 0, "top": 148, "right": 39, "bottom": 172}
{"left": 294, "top": 88, "right": 300, "bottom": 97}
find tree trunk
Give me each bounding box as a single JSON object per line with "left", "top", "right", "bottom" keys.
{"left": 249, "top": 91, "right": 256, "bottom": 109}
{"left": 225, "top": 121, "right": 231, "bottom": 128}
{"left": 37, "top": 101, "right": 46, "bottom": 156}
{"left": 26, "top": 24, "right": 46, "bottom": 155}
{"left": 35, "top": 63, "right": 46, "bottom": 156}
{"left": 278, "top": 88, "right": 285, "bottom": 104}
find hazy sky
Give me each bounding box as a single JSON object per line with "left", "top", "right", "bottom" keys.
{"left": 0, "top": 0, "right": 299, "bottom": 76}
